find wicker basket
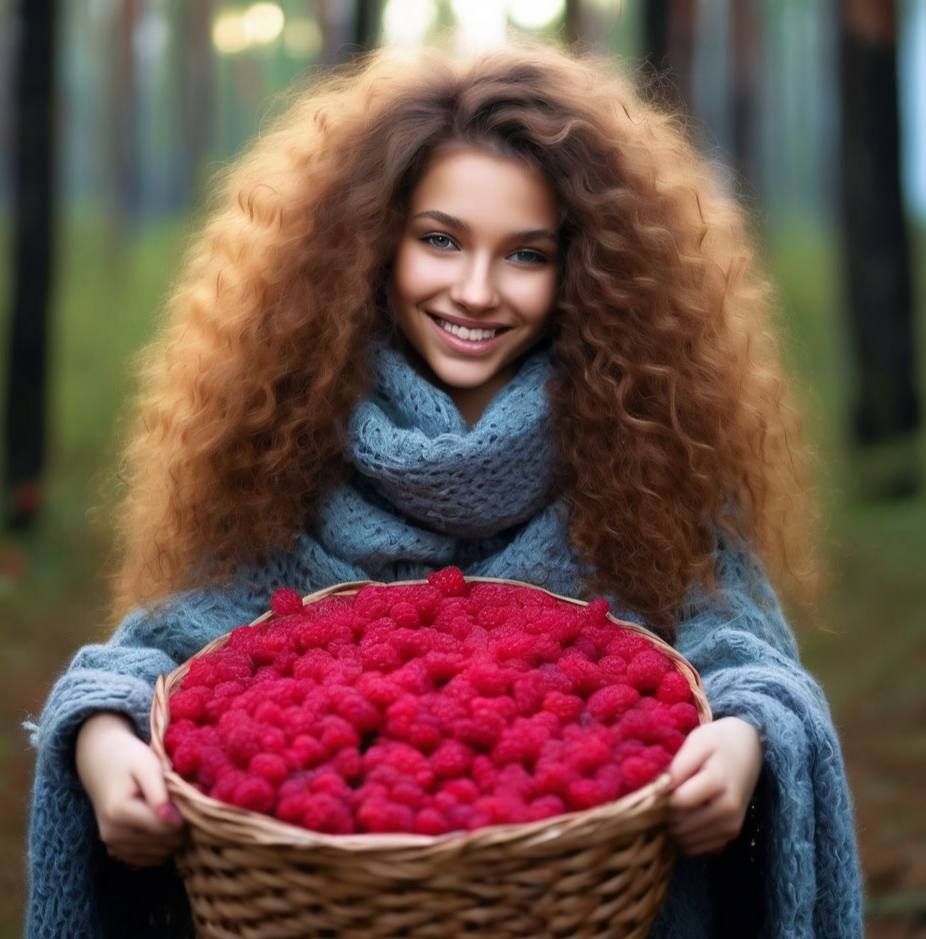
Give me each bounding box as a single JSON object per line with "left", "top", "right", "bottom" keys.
{"left": 151, "top": 577, "right": 711, "bottom": 939}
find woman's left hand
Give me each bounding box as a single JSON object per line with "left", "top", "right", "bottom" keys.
{"left": 666, "top": 716, "right": 763, "bottom": 856}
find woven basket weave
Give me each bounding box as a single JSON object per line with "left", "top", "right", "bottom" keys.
{"left": 151, "top": 577, "right": 711, "bottom": 939}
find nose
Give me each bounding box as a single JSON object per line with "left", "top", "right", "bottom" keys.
{"left": 449, "top": 256, "right": 499, "bottom": 312}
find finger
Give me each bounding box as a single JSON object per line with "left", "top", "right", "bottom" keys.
{"left": 130, "top": 752, "right": 180, "bottom": 824}
{"left": 113, "top": 797, "right": 183, "bottom": 836}
{"left": 676, "top": 835, "right": 730, "bottom": 857}
{"left": 668, "top": 768, "right": 724, "bottom": 812}
{"left": 668, "top": 798, "right": 725, "bottom": 839}
{"left": 109, "top": 849, "right": 175, "bottom": 868}
{"left": 668, "top": 728, "right": 714, "bottom": 788}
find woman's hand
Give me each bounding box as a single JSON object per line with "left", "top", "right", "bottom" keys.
{"left": 666, "top": 716, "right": 763, "bottom": 856}
{"left": 75, "top": 712, "right": 187, "bottom": 867}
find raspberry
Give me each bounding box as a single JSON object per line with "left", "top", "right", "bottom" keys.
{"left": 357, "top": 798, "right": 415, "bottom": 834}
{"left": 656, "top": 670, "right": 693, "bottom": 705}
{"left": 286, "top": 735, "right": 323, "bottom": 771}
{"left": 226, "top": 726, "right": 262, "bottom": 768}
{"left": 331, "top": 746, "right": 363, "bottom": 781}
{"left": 258, "top": 726, "right": 287, "bottom": 754}
{"left": 606, "top": 631, "right": 651, "bottom": 661}
{"left": 527, "top": 794, "right": 566, "bottom": 821}
{"left": 669, "top": 702, "right": 700, "bottom": 733}
{"left": 476, "top": 606, "right": 508, "bottom": 629}
{"left": 183, "top": 657, "right": 221, "bottom": 689}
{"left": 169, "top": 687, "right": 209, "bottom": 723}
{"left": 355, "top": 673, "right": 403, "bottom": 708}
{"left": 392, "top": 780, "right": 425, "bottom": 808}
{"left": 277, "top": 792, "right": 310, "bottom": 825}
{"left": 627, "top": 650, "right": 673, "bottom": 692}
{"left": 249, "top": 752, "right": 289, "bottom": 785}
{"left": 586, "top": 684, "right": 640, "bottom": 722}
{"left": 496, "top": 763, "right": 536, "bottom": 800}
{"left": 475, "top": 793, "right": 527, "bottom": 825}
{"left": 557, "top": 653, "right": 603, "bottom": 695}
{"left": 443, "top": 777, "right": 480, "bottom": 803}
{"left": 584, "top": 597, "right": 610, "bottom": 623}
{"left": 304, "top": 793, "right": 354, "bottom": 834}
{"left": 466, "top": 660, "right": 512, "bottom": 696}
{"left": 621, "top": 754, "right": 664, "bottom": 792}
{"left": 360, "top": 641, "right": 403, "bottom": 673}
{"left": 211, "top": 769, "right": 246, "bottom": 805}
{"left": 171, "top": 741, "right": 202, "bottom": 778}
{"left": 542, "top": 691, "right": 584, "bottom": 723}
{"left": 232, "top": 777, "right": 275, "bottom": 813}
{"left": 390, "top": 601, "right": 420, "bottom": 629}
{"left": 319, "top": 715, "right": 360, "bottom": 753}
{"left": 164, "top": 719, "right": 197, "bottom": 755}
{"left": 567, "top": 778, "right": 605, "bottom": 810}
{"left": 423, "top": 651, "right": 465, "bottom": 685}
{"left": 512, "top": 675, "right": 545, "bottom": 716}
{"left": 598, "top": 655, "right": 628, "bottom": 682}
{"left": 415, "top": 807, "right": 449, "bottom": 835}
{"left": 427, "top": 566, "right": 468, "bottom": 598}
{"left": 413, "top": 586, "right": 443, "bottom": 625}
{"left": 271, "top": 588, "right": 304, "bottom": 617}
{"left": 352, "top": 585, "right": 390, "bottom": 621}
{"left": 253, "top": 701, "right": 286, "bottom": 727}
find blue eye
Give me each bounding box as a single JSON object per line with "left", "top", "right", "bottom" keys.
{"left": 510, "top": 248, "right": 547, "bottom": 265}
{"left": 423, "top": 233, "right": 456, "bottom": 250}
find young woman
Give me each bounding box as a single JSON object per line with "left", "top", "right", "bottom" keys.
{"left": 26, "top": 43, "right": 862, "bottom": 937}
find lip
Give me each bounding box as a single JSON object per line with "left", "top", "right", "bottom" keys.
{"left": 426, "top": 312, "right": 509, "bottom": 354}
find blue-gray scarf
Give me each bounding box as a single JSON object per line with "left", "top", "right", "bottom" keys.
{"left": 24, "top": 340, "right": 862, "bottom": 938}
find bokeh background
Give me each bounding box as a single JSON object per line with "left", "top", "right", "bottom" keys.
{"left": 1, "top": 1, "right": 924, "bottom": 936}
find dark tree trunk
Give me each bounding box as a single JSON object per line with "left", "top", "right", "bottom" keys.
{"left": 3, "top": 0, "right": 58, "bottom": 529}
{"left": 730, "top": 0, "right": 760, "bottom": 198}
{"left": 839, "top": 0, "right": 919, "bottom": 492}
{"left": 176, "top": 0, "right": 213, "bottom": 209}
{"left": 642, "top": 0, "right": 696, "bottom": 115}
{"left": 107, "top": 0, "right": 141, "bottom": 246}
{"left": 354, "top": 0, "right": 381, "bottom": 51}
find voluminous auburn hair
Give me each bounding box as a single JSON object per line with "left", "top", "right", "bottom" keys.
{"left": 110, "top": 42, "right": 819, "bottom": 638}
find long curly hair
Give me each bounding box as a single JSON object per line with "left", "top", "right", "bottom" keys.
{"left": 110, "top": 42, "right": 819, "bottom": 637}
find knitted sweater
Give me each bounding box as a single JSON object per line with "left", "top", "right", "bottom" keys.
{"left": 24, "top": 342, "right": 863, "bottom": 937}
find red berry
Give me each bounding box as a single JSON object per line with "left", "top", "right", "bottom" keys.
{"left": 427, "top": 566, "right": 469, "bottom": 598}
{"left": 271, "top": 588, "right": 304, "bottom": 617}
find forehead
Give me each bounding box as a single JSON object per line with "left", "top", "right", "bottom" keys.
{"left": 409, "top": 146, "right": 558, "bottom": 229}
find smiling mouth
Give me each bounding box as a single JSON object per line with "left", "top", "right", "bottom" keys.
{"left": 428, "top": 314, "right": 511, "bottom": 342}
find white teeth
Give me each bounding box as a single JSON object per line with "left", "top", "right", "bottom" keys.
{"left": 436, "top": 318, "right": 498, "bottom": 341}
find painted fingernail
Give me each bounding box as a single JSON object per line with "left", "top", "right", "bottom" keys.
{"left": 158, "top": 803, "right": 183, "bottom": 826}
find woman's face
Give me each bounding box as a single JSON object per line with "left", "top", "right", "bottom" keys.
{"left": 390, "top": 145, "right": 559, "bottom": 424}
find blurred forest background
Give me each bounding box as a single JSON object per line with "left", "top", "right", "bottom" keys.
{"left": 1, "top": 0, "right": 924, "bottom": 936}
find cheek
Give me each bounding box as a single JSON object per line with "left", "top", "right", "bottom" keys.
{"left": 508, "top": 271, "right": 558, "bottom": 321}
{"left": 393, "top": 246, "right": 444, "bottom": 307}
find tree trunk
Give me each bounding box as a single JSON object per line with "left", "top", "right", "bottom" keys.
{"left": 354, "top": 0, "right": 381, "bottom": 51}
{"left": 642, "top": 0, "right": 696, "bottom": 115}
{"left": 175, "top": 0, "right": 212, "bottom": 209}
{"left": 730, "top": 0, "right": 760, "bottom": 197}
{"left": 839, "top": 0, "right": 919, "bottom": 493}
{"left": 106, "top": 0, "right": 141, "bottom": 247}
{"left": 3, "top": 0, "right": 58, "bottom": 529}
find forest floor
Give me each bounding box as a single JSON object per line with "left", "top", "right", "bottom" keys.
{"left": 1, "top": 218, "right": 924, "bottom": 937}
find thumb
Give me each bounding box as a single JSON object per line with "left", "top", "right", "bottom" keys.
{"left": 668, "top": 724, "right": 713, "bottom": 788}
{"left": 131, "top": 746, "right": 180, "bottom": 824}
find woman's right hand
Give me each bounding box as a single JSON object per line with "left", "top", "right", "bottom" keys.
{"left": 75, "top": 711, "right": 187, "bottom": 867}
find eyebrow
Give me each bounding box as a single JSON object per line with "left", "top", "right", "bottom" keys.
{"left": 411, "top": 209, "right": 558, "bottom": 243}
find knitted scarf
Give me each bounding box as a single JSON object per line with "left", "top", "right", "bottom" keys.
{"left": 24, "top": 340, "right": 862, "bottom": 938}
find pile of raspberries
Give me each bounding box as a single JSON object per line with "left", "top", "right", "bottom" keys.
{"left": 165, "top": 567, "right": 699, "bottom": 836}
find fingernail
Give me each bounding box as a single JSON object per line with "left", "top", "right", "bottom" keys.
{"left": 158, "top": 803, "right": 183, "bottom": 826}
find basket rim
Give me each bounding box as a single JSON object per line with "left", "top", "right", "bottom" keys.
{"left": 150, "top": 574, "right": 712, "bottom": 851}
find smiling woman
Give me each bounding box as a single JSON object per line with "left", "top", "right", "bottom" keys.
{"left": 25, "top": 41, "right": 861, "bottom": 939}
{"left": 391, "top": 146, "right": 560, "bottom": 424}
